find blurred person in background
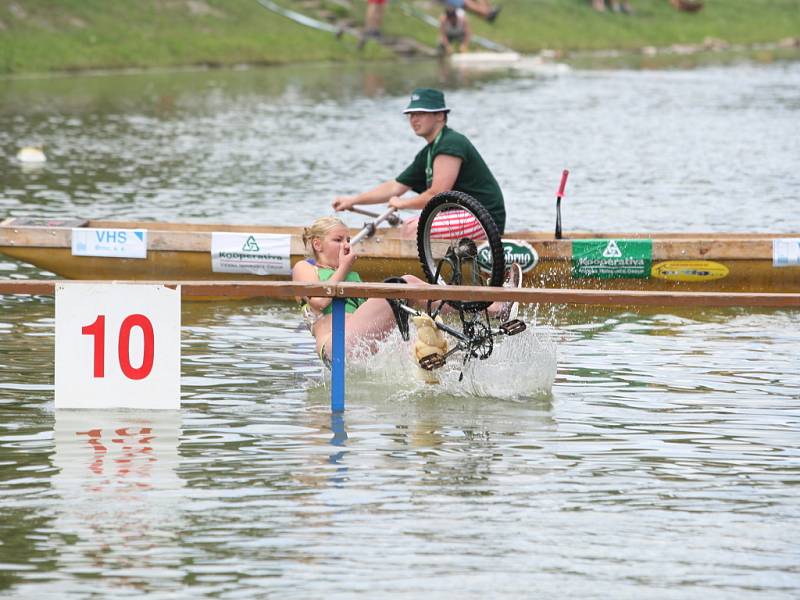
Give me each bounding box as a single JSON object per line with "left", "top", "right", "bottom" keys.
{"left": 443, "top": 0, "right": 500, "bottom": 23}
{"left": 360, "top": 0, "right": 387, "bottom": 48}
{"left": 592, "top": 0, "right": 633, "bottom": 13}
{"left": 439, "top": 5, "right": 471, "bottom": 55}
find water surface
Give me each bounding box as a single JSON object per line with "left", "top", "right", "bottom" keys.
{"left": 1, "top": 60, "right": 799, "bottom": 598}
{"left": 2, "top": 59, "right": 798, "bottom": 232}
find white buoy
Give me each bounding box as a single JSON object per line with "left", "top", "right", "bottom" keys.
{"left": 16, "top": 146, "right": 46, "bottom": 164}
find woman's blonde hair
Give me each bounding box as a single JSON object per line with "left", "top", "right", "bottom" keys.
{"left": 302, "top": 216, "right": 346, "bottom": 258}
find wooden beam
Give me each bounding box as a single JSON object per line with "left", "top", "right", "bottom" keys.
{"left": 0, "top": 280, "right": 59, "bottom": 296}
{"left": 1, "top": 279, "right": 799, "bottom": 307}
{"left": 3, "top": 219, "right": 795, "bottom": 261}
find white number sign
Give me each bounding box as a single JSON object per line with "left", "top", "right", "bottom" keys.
{"left": 55, "top": 283, "right": 181, "bottom": 409}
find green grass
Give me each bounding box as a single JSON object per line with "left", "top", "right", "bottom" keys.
{"left": 1, "top": 0, "right": 798, "bottom": 75}
{"left": 0, "top": 0, "right": 382, "bottom": 74}
{"left": 475, "top": 0, "right": 800, "bottom": 52}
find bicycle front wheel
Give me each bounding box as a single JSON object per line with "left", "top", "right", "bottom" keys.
{"left": 416, "top": 191, "right": 504, "bottom": 312}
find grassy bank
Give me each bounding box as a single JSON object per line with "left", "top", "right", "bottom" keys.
{"left": 1, "top": 0, "right": 799, "bottom": 75}
{"left": 0, "top": 0, "right": 383, "bottom": 74}
{"left": 482, "top": 0, "right": 800, "bottom": 52}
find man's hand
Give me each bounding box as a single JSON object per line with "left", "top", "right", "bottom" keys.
{"left": 388, "top": 196, "right": 406, "bottom": 209}
{"left": 332, "top": 195, "right": 357, "bottom": 212}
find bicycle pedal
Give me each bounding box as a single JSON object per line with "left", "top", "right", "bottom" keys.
{"left": 500, "top": 319, "right": 526, "bottom": 336}
{"left": 419, "top": 353, "right": 446, "bottom": 370}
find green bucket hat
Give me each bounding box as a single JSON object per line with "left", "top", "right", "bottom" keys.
{"left": 403, "top": 88, "right": 450, "bottom": 114}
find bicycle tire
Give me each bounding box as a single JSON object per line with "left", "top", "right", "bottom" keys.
{"left": 416, "top": 191, "right": 504, "bottom": 311}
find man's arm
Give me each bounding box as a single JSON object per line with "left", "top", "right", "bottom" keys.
{"left": 439, "top": 15, "right": 452, "bottom": 54}
{"left": 333, "top": 179, "right": 410, "bottom": 212}
{"left": 389, "top": 154, "right": 462, "bottom": 210}
{"left": 461, "top": 17, "right": 471, "bottom": 52}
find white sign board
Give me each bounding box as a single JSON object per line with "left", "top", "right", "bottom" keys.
{"left": 55, "top": 283, "right": 181, "bottom": 410}
{"left": 773, "top": 238, "right": 800, "bottom": 267}
{"left": 72, "top": 228, "right": 147, "bottom": 259}
{"left": 211, "top": 232, "right": 291, "bottom": 275}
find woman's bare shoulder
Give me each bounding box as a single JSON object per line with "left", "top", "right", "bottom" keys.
{"left": 292, "top": 259, "right": 319, "bottom": 282}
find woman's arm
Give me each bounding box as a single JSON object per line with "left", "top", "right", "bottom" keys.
{"left": 292, "top": 260, "right": 332, "bottom": 313}
{"left": 292, "top": 243, "right": 359, "bottom": 312}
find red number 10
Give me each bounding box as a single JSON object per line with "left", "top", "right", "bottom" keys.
{"left": 81, "top": 314, "right": 155, "bottom": 380}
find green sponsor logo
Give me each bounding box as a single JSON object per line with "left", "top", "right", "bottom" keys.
{"left": 477, "top": 239, "right": 539, "bottom": 274}
{"left": 572, "top": 239, "right": 652, "bottom": 279}
{"left": 242, "top": 235, "right": 260, "bottom": 252}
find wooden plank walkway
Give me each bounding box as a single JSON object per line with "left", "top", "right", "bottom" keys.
{"left": 1, "top": 280, "right": 799, "bottom": 308}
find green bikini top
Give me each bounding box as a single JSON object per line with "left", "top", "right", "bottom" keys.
{"left": 308, "top": 262, "right": 366, "bottom": 315}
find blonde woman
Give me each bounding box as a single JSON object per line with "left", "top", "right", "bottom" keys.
{"left": 293, "top": 216, "right": 427, "bottom": 365}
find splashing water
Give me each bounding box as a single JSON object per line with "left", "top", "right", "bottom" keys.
{"left": 458, "top": 325, "right": 557, "bottom": 399}
{"left": 341, "top": 315, "right": 558, "bottom": 401}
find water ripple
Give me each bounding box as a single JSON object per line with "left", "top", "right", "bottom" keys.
{"left": 1, "top": 63, "right": 800, "bottom": 598}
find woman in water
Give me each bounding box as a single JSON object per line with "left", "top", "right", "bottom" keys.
{"left": 293, "top": 216, "right": 427, "bottom": 364}
{"left": 294, "top": 215, "right": 519, "bottom": 366}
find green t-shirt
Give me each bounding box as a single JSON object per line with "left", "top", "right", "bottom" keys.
{"left": 396, "top": 125, "right": 506, "bottom": 233}
{"left": 316, "top": 265, "right": 364, "bottom": 314}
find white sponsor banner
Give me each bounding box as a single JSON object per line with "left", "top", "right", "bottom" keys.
{"left": 55, "top": 283, "right": 181, "bottom": 410}
{"left": 773, "top": 238, "right": 800, "bottom": 267}
{"left": 71, "top": 228, "right": 147, "bottom": 259}
{"left": 211, "top": 232, "right": 291, "bottom": 275}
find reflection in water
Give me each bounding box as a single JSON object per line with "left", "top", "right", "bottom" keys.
{"left": 328, "top": 413, "right": 349, "bottom": 488}
{"left": 49, "top": 410, "right": 183, "bottom": 593}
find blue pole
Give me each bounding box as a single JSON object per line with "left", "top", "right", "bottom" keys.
{"left": 330, "top": 297, "right": 346, "bottom": 412}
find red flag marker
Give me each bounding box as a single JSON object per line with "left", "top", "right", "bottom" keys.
{"left": 555, "top": 169, "right": 569, "bottom": 239}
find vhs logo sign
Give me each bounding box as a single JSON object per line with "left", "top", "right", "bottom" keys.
{"left": 72, "top": 228, "right": 147, "bottom": 259}
{"left": 572, "top": 239, "right": 652, "bottom": 279}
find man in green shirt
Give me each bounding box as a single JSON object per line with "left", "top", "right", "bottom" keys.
{"left": 332, "top": 88, "right": 506, "bottom": 235}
